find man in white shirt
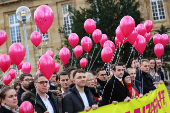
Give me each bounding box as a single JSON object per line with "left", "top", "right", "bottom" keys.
{"left": 21, "top": 73, "right": 63, "bottom": 113}
{"left": 63, "top": 69, "right": 98, "bottom": 113}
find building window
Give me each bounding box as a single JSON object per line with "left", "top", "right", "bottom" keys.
{"left": 8, "top": 14, "right": 21, "bottom": 44}
{"left": 62, "top": 3, "right": 73, "bottom": 35}
{"left": 151, "top": 0, "right": 165, "bottom": 21}
{"left": 36, "top": 26, "right": 49, "bottom": 40}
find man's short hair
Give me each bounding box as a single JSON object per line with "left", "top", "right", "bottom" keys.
{"left": 58, "top": 71, "right": 69, "bottom": 81}
{"left": 34, "top": 73, "right": 45, "bottom": 82}
{"left": 130, "top": 58, "right": 137, "bottom": 65}
{"left": 53, "top": 72, "right": 57, "bottom": 75}
{"left": 141, "top": 59, "right": 149, "bottom": 65}
{"left": 126, "top": 68, "right": 135, "bottom": 73}
{"left": 73, "top": 69, "right": 86, "bottom": 78}
{"left": 19, "top": 73, "right": 32, "bottom": 81}
{"left": 155, "top": 58, "right": 161, "bottom": 62}
{"left": 64, "top": 67, "right": 77, "bottom": 77}
{"left": 113, "top": 62, "right": 124, "bottom": 71}
{"left": 96, "top": 68, "right": 105, "bottom": 74}
{"left": 88, "top": 71, "right": 97, "bottom": 76}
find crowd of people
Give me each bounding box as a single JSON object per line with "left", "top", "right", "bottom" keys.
{"left": 0, "top": 58, "right": 166, "bottom": 113}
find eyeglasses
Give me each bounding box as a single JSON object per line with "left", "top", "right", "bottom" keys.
{"left": 24, "top": 78, "right": 33, "bottom": 82}
{"left": 87, "top": 79, "right": 95, "bottom": 81}
{"left": 36, "top": 81, "right": 49, "bottom": 85}
{"left": 61, "top": 79, "right": 69, "bottom": 82}
{"left": 99, "top": 74, "right": 107, "bottom": 76}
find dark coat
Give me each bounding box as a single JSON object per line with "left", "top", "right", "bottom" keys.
{"left": 160, "top": 69, "right": 164, "bottom": 81}
{"left": 0, "top": 106, "right": 13, "bottom": 113}
{"left": 63, "top": 84, "right": 97, "bottom": 113}
{"left": 136, "top": 69, "right": 142, "bottom": 81}
{"left": 21, "top": 89, "right": 62, "bottom": 113}
{"left": 97, "top": 78, "right": 107, "bottom": 96}
{"left": 132, "top": 79, "right": 143, "bottom": 94}
{"left": 102, "top": 75, "right": 130, "bottom": 105}
{"left": 17, "top": 86, "right": 25, "bottom": 106}
{"left": 140, "top": 72, "right": 156, "bottom": 94}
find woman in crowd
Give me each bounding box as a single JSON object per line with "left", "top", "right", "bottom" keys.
{"left": 0, "top": 86, "right": 19, "bottom": 113}
{"left": 85, "top": 72, "right": 101, "bottom": 105}
{"left": 149, "top": 58, "right": 161, "bottom": 82}
{"left": 13, "top": 82, "right": 20, "bottom": 92}
{"left": 123, "top": 73, "right": 139, "bottom": 99}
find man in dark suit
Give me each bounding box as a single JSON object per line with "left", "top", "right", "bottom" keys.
{"left": 102, "top": 62, "right": 130, "bottom": 105}
{"left": 140, "top": 59, "right": 158, "bottom": 94}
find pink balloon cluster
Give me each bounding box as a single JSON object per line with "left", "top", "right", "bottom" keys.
{"left": 153, "top": 33, "right": 169, "bottom": 58}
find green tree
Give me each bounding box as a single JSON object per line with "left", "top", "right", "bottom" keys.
{"left": 58, "top": 0, "right": 144, "bottom": 70}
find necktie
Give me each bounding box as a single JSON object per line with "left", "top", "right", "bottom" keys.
{"left": 121, "top": 80, "right": 124, "bottom": 86}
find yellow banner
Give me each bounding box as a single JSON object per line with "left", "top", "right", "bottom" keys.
{"left": 81, "top": 84, "right": 170, "bottom": 113}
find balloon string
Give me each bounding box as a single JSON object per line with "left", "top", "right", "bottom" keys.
{"left": 74, "top": 58, "right": 77, "bottom": 67}
{"left": 86, "top": 53, "right": 88, "bottom": 71}
{"left": 71, "top": 49, "right": 74, "bottom": 67}
{"left": 125, "top": 46, "right": 134, "bottom": 67}
{"left": 110, "top": 46, "right": 118, "bottom": 64}
{"left": 89, "top": 48, "right": 102, "bottom": 71}
{"left": 87, "top": 44, "right": 97, "bottom": 71}
{"left": 114, "top": 44, "right": 123, "bottom": 65}
{"left": 40, "top": 35, "right": 45, "bottom": 56}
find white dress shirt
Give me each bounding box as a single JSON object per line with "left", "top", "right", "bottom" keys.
{"left": 40, "top": 94, "right": 54, "bottom": 113}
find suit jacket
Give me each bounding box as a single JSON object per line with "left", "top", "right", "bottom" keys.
{"left": 140, "top": 71, "right": 156, "bottom": 94}
{"left": 102, "top": 75, "right": 130, "bottom": 105}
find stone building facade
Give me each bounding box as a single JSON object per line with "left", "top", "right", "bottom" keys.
{"left": 0, "top": 0, "right": 169, "bottom": 79}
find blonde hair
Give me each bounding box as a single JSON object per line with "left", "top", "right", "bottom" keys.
{"left": 126, "top": 68, "right": 135, "bottom": 73}
{"left": 85, "top": 72, "right": 94, "bottom": 80}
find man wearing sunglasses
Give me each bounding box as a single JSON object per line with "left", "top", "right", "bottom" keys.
{"left": 17, "top": 73, "right": 33, "bottom": 106}
{"left": 96, "top": 68, "right": 107, "bottom": 96}
{"left": 22, "top": 73, "right": 62, "bottom": 113}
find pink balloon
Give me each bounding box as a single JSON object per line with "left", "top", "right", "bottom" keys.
{"left": 9, "top": 69, "right": 16, "bottom": 79}
{"left": 3, "top": 75, "right": 12, "bottom": 85}
{"left": 154, "top": 43, "right": 164, "bottom": 58}
{"left": 161, "top": 34, "right": 169, "bottom": 47}
{"left": 84, "top": 19, "right": 96, "bottom": 34}
{"left": 100, "top": 34, "right": 108, "bottom": 47}
{"left": 22, "top": 62, "right": 31, "bottom": 73}
{"left": 11, "top": 59, "right": 14, "bottom": 65}
{"left": 59, "top": 47, "right": 71, "bottom": 65}
{"left": 144, "top": 32, "right": 151, "bottom": 42}
{"left": 81, "top": 36, "right": 92, "bottom": 53}
{"left": 103, "top": 40, "right": 115, "bottom": 52}
{"left": 101, "top": 47, "right": 113, "bottom": 63}
{"left": 153, "top": 34, "right": 162, "bottom": 45}
{"left": 116, "top": 26, "right": 126, "bottom": 43}
{"left": 30, "top": 31, "right": 42, "bottom": 47}
{"left": 68, "top": 33, "right": 79, "bottom": 48}
{"left": 0, "top": 55, "right": 11, "bottom": 72}
{"left": 120, "top": 16, "right": 135, "bottom": 37}
{"left": 19, "top": 101, "right": 34, "bottom": 113}
{"left": 0, "top": 30, "right": 7, "bottom": 46}
{"left": 134, "top": 35, "right": 146, "bottom": 55}
{"left": 80, "top": 58, "right": 88, "bottom": 68}
{"left": 136, "top": 24, "right": 146, "bottom": 36}
{"left": 127, "top": 30, "right": 138, "bottom": 45}
{"left": 36, "top": 71, "right": 40, "bottom": 75}
{"left": 115, "top": 37, "right": 121, "bottom": 47}
{"left": 39, "top": 55, "right": 55, "bottom": 79}
{"left": 34, "top": 5, "right": 54, "bottom": 34}
{"left": 92, "top": 29, "right": 102, "bottom": 43}
{"left": 55, "top": 63, "right": 60, "bottom": 73}
{"left": 74, "top": 45, "right": 83, "bottom": 58}
{"left": 144, "top": 20, "right": 153, "bottom": 33}
{"left": 17, "top": 61, "right": 24, "bottom": 70}
{"left": 9, "top": 43, "right": 25, "bottom": 65}
{"left": 45, "top": 50, "right": 54, "bottom": 58}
